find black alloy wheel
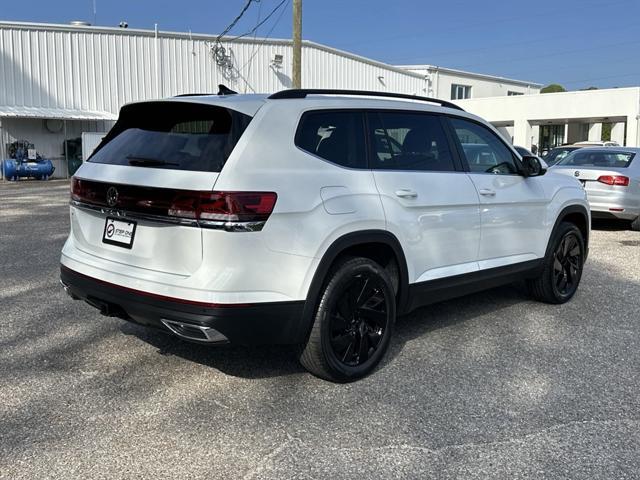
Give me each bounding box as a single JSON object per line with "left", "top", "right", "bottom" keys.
{"left": 328, "top": 273, "right": 388, "bottom": 367}
{"left": 527, "top": 222, "right": 585, "bottom": 304}
{"left": 299, "top": 257, "right": 396, "bottom": 382}
{"left": 552, "top": 232, "right": 583, "bottom": 297}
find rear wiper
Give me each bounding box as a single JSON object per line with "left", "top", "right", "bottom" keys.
{"left": 126, "top": 155, "right": 179, "bottom": 166}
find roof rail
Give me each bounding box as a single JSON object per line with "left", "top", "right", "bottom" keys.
{"left": 267, "top": 89, "right": 464, "bottom": 111}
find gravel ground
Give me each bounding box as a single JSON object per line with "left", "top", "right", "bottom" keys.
{"left": 1, "top": 179, "right": 639, "bottom": 479}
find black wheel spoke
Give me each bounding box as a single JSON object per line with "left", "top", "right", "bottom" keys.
{"left": 330, "top": 314, "right": 348, "bottom": 332}
{"left": 337, "top": 296, "right": 353, "bottom": 321}
{"left": 551, "top": 232, "right": 583, "bottom": 296}
{"left": 557, "top": 275, "right": 567, "bottom": 292}
{"left": 341, "top": 341, "right": 355, "bottom": 363}
{"left": 327, "top": 271, "right": 390, "bottom": 368}
{"left": 553, "top": 257, "right": 563, "bottom": 274}
{"left": 357, "top": 332, "right": 370, "bottom": 363}
{"left": 358, "top": 306, "right": 387, "bottom": 327}
{"left": 331, "top": 332, "right": 353, "bottom": 354}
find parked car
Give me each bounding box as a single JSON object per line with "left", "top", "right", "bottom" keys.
{"left": 60, "top": 89, "right": 590, "bottom": 382}
{"left": 573, "top": 141, "right": 620, "bottom": 147}
{"left": 551, "top": 147, "right": 640, "bottom": 230}
{"left": 514, "top": 146, "right": 548, "bottom": 168}
{"left": 542, "top": 145, "right": 583, "bottom": 166}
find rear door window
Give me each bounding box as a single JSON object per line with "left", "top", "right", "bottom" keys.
{"left": 295, "top": 111, "right": 366, "bottom": 168}
{"left": 367, "top": 111, "right": 456, "bottom": 171}
{"left": 89, "top": 102, "right": 252, "bottom": 172}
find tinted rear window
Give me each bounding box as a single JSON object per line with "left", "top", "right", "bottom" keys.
{"left": 558, "top": 150, "right": 635, "bottom": 168}
{"left": 89, "top": 102, "right": 252, "bottom": 172}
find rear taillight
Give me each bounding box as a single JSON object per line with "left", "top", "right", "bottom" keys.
{"left": 168, "top": 191, "right": 277, "bottom": 224}
{"left": 597, "top": 175, "right": 629, "bottom": 186}
{"left": 70, "top": 178, "right": 277, "bottom": 231}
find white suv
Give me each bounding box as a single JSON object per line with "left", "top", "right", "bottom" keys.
{"left": 60, "top": 88, "right": 590, "bottom": 382}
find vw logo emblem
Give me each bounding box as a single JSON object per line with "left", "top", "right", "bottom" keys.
{"left": 574, "top": 171, "right": 580, "bottom": 177}
{"left": 106, "top": 186, "right": 119, "bottom": 207}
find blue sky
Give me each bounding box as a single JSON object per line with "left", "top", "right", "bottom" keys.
{"left": 4, "top": 0, "right": 640, "bottom": 90}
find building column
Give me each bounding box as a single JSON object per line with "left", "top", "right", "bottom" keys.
{"left": 610, "top": 122, "right": 626, "bottom": 146}
{"left": 588, "top": 122, "right": 602, "bottom": 141}
{"left": 626, "top": 115, "right": 639, "bottom": 148}
{"left": 531, "top": 125, "right": 540, "bottom": 151}
{"left": 513, "top": 119, "right": 532, "bottom": 148}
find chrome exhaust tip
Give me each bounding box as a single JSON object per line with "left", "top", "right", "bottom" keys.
{"left": 160, "top": 319, "right": 229, "bottom": 344}
{"left": 59, "top": 279, "right": 79, "bottom": 300}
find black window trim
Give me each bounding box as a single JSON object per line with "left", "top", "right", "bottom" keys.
{"left": 294, "top": 107, "right": 467, "bottom": 173}
{"left": 442, "top": 114, "right": 525, "bottom": 177}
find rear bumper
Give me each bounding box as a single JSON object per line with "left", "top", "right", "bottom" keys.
{"left": 60, "top": 265, "right": 306, "bottom": 345}
{"left": 589, "top": 205, "right": 639, "bottom": 221}
{"left": 586, "top": 192, "right": 640, "bottom": 221}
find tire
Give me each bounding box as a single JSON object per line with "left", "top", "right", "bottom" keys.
{"left": 527, "top": 222, "right": 585, "bottom": 304}
{"left": 631, "top": 216, "right": 640, "bottom": 232}
{"left": 299, "top": 257, "right": 396, "bottom": 382}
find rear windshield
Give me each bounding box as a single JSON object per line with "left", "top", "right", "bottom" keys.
{"left": 89, "top": 102, "right": 252, "bottom": 172}
{"left": 557, "top": 150, "right": 635, "bottom": 168}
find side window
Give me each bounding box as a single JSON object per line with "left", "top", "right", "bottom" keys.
{"left": 450, "top": 118, "right": 519, "bottom": 175}
{"left": 367, "top": 112, "right": 456, "bottom": 172}
{"left": 295, "top": 111, "right": 366, "bottom": 168}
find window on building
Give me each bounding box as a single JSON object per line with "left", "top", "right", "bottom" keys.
{"left": 507, "top": 91, "right": 524, "bottom": 96}
{"left": 450, "top": 84, "right": 472, "bottom": 100}
{"left": 367, "top": 112, "right": 455, "bottom": 171}
{"left": 295, "top": 111, "right": 367, "bottom": 168}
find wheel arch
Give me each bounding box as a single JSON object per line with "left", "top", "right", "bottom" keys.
{"left": 548, "top": 204, "right": 590, "bottom": 258}
{"left": 298, "top": 230, "right": 410, "bottom": 343}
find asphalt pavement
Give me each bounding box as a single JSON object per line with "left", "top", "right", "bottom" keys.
{"left": 1, "top": 179, "right": 639, "bottom": 479}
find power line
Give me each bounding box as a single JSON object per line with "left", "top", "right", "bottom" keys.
{"left": 215, "top": 0, "right": 260, "bottom": 43}
{"left": 239, "top": 0, "right": 289, "bottom": 72}
{"left": 230, "top": 0, "right": 288, "bottom": 41}
{"left": 237, "top": 0, "right": 290, "bottom": 92}
{"left": 244, "top": 0, "right": 264, "bottom": 92}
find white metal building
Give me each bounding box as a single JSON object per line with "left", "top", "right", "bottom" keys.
{"left": 0, "top": 20, "right": 549, "bottom": 178}
{"left": 3, "top": 20, "right": 637, "bottom": 178}
{"left": 397, "top": 65, "right": 541, "bottom": 99}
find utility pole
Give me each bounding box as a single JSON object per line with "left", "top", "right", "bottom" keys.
{"left": 292, "top": 0, "right": 302, "bottom": 89}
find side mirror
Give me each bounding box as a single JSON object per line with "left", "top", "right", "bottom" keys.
{"left": 521, "top": 155, "right": 546, "bottom": 177}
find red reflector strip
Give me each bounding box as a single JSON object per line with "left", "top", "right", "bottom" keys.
{"left": 61, "top": 265, "right": 250, "bottom": 308}
{"left": 609, "top": 208, "right": 624, "bottom": 212}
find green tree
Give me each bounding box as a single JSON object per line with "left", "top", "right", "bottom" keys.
{"left": 540, "top": 84, "right": 567, "bottom": 93}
